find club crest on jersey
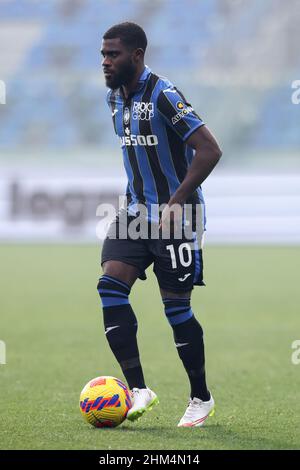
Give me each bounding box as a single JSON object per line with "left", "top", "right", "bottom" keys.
{"left": 132, "top": 101, "right": 154, "bottom": 121}
{"left": 124, "top": 107, "right": 130, "bottom": 125}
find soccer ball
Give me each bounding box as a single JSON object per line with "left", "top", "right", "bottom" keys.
{"left": 79, "top": 376, "right": 132, "bottom": 428}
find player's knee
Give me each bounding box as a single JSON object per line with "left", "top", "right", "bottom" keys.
{"left": 162, "top": 298, "right": 194, "bottom": 327}
{"left": 102, "top": 260, "right": 139, "bottom": 287}
{"left": 97, "top": 274, "right": 130, "bottom": 309}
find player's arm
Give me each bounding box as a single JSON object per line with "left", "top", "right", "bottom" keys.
{"left": 157, "top": 87, "right": 222, "bottom": 228}
{"left": 156, "top": 87, "right": 222, "bottom": 204}
{"left": 168, "top": 125, "right": 222, "bottom": 206}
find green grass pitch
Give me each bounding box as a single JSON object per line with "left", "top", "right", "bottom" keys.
{"left": 0, "top": 245, "right": 299, "bottom": 450}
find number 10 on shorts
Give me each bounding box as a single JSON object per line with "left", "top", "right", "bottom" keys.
{"left": 166, "top": 243, "right": 192, "bottom": 269}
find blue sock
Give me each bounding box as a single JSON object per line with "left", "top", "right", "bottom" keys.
{"left": 98, "top": 275, "right": 146, "bottom": 389}
{"left": 163, "top": 298, "right": 210, "bottom": 401}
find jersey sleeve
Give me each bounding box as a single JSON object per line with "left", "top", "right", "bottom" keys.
{"left": 157, "top": 87, "right": 204, "bottom": 141}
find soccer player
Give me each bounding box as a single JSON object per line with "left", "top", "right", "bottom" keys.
{"left": 98, "top": 22, "right": 222, "bottom": 427}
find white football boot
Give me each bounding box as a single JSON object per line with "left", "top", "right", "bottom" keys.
{"left": 177, "top": 394, "right": 215, "bottom": 427}
{"left": 126, "top": 387, "right": 159, "bottom": 422}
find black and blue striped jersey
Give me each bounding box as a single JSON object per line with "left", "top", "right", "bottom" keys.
{"left": 106, "top": 65, "right": 206, "bottom": 226}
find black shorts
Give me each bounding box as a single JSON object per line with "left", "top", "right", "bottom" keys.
{"left": 101, "top": 210, "right": 205, "bottom": 293}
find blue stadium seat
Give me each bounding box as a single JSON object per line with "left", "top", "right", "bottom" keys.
{"left": 0, "top": 0, "right": 299, "bottom": 151}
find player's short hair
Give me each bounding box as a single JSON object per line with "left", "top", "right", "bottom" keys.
{"left": 103, "top": 22, "right": 147, "bottom": 53}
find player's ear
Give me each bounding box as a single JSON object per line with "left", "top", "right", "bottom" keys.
{"left": 132, "top": 48, "right": 144, "bottom": 62}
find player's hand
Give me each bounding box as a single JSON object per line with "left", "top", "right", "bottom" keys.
{"left": 159, "top": 203, "right": 183, "bottom": 234}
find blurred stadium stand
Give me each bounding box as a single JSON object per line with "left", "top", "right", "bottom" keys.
{"left": 0, "top": 0, "right": 299, "bottom": 243}
{"left": 0, "top": 0, "right": 299, "bottom": 154}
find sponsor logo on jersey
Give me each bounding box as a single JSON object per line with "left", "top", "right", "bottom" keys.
{"left": 176, "top": 101, "right": 185, "bottom": 110}
{"left": 124, "top": 107, "right": 130, "bottom": 125}
{"left": 132, "top": 101, "right": 154, "bottom": 121}
{"left": 171, "top": 104, "right": 194, "bottom": 125}
{"left": 120, "top": 134, "right": 158, "bottom": 147}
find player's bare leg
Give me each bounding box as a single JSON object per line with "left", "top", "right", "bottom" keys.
{"left": 102, "top": 260, "right": 140, "bottom": 287}
{"left": 160, "top": 288, "right": 215, "bottom": 427}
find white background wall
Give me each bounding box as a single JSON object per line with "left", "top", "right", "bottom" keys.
{"left": 1, "top": 170, "right": 299, "bottom": 244}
